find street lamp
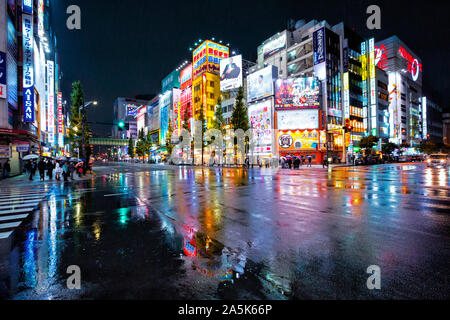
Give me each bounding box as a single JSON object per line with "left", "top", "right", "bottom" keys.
{"left": 79, "top": 100, "right": 98, "bottom": 167}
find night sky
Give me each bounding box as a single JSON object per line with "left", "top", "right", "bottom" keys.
{"left": 50, "top": 0, "right": 450, "bottom": 136}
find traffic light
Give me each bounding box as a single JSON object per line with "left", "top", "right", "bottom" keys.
{"left": 343, "top": 119, "right": 353, "bottom": 133}
{"left": 118, "top": 121, "right": 125, "bottom": 131}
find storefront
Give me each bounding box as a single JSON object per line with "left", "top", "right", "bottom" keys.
{"left": 277, "top": 129, "right": 327, "bottom": 164}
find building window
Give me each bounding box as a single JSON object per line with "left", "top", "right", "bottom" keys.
{"left": 210, "top": 81, "right": 214, "bottom": 87}
{"left": 209, "top": 93, "right": 215, "bottom": 99}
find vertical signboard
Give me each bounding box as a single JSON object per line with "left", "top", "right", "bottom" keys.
{"left": 57, "top": 93, "right": 63, "bottom": 147}
{"left": 369, "top": 39, "right": 377, "bottom": 135}
{"left": 22, "top": 0, "right": 33, "bottom": 14}
{"left": 38, "top": 0, "right": 44, "bottom": 37}
{"left": 313, "top": 27, "right": 326, "bottom": 65}
{"left": 22, "top": 13, "right": 34, "bottom": 122}
{"left": 0, "top": 52, "right": 6, "bottom": 99}
{"left": 343, "top": 72, "right": 350, "bottom": 120}
{"left": 47, "top": 61, "right": 55, "bottom": 145}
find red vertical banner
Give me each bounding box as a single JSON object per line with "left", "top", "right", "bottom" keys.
{"left": 57, "top": 93, "right": 63, "bottom": 134}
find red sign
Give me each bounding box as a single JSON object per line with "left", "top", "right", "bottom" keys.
{"left": 180, "top": 64, "right": 193, "bottom": 90}
{"left": 398, "top": 45, "right": 422, "bottom": 81}
{"left": 57, "top": 93, "right": 63, "bottom": 134}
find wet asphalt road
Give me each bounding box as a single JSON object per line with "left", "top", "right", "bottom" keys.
{"left": 0, "top": 162, "right": 449, "bottom": 300}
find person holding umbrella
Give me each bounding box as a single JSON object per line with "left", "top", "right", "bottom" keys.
{"left": 38, "top": 158, "right": 46, "bottom": 181}
{"left": 47, "top": 159, "right": 55, "bottom": 180}
{"left": 69, "top": 161, "right": 75, "bottom": 180}
{"left": 55, "top": 161, "right": 62, "bottom": 181}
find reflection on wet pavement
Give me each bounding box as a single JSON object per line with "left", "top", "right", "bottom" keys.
{"left": 0, "top": 163, "right": 449, "bottom": 300}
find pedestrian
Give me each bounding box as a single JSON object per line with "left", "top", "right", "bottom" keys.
{"left": 0, "top": 161, "right": 3, "bottom": 179}
{"left": 2, "top": 160, "right": 11, "bottom": 178}
{"left": 62, "top": 162, "right": 69, "bottom": 181}
{"left": 47, "top": 160, "right": 55, "bottom": 180}
{"left": 29, "top": 160, "right": 36, "bottom": 181}
{"left": 69, "top": 161, "right": 75, "bottom": 180}
{"left": 338, "top": 155, "right": 341, "bottom": 164}
{"left": 38, "top": 158, "right": 46, "bottom": 181}
{"left": 322, "top": 158, "right": 328, "bottom": 168}
{"left": 307, "top": 155, "right": 312, "bottom": 167}
{"left": 55, "top": 161, "right": 62, "bottom": 181}
{"left": 288, "top": 158, "right": 292, "bottom": 169}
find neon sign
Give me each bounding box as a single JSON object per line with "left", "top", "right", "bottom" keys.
{"left": 22, "top": 13, "right": 34, "bottom": 122}
{"left": 398, "top": 46, "right": 422, "bottom": 82}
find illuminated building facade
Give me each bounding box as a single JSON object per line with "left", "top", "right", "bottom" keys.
{"left": 192, "top": 40, "right": 229, "bottom": 129}
{"left": 1, "top": 0, "right": 64, "bottom": 174}
{"left": 375, "top": 36, "right": 423, "bottom": 146}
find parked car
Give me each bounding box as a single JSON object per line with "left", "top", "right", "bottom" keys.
{"left": 398, "top": 155, "right": 409, "bottom": 163}
{"left": 427, "top": 154, "right": 449, "bottom": 168}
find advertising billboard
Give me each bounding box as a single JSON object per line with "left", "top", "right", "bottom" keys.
{"left": 22, "top": 0, "right": 33, "bottom": 14}
{"left": 276, "top": 109, "right": 319, "bottom": 130}
{"left": 148, "top": 101, "right": 160, "bottom": 132}
{"left": 7, "top": 17, "right": 18, "bottom": 109}
{"left": 193, "top": 40, "right": 229, "bottom": 79}
{"left": 261, "top": 32, "right": 287, "bottom": 59}
{"left": 22, "top": 13, "right": 34, "bottom": 123}
{"left": 278, "top": 130, "right": 324, "bottom": 151}
{"left": 220, "top": 55, "right": 243, "bottom": 91}
{"left": 313, "top": 27, "right": 326, "bottom": 65}
{"left": 180, "top": 64, "right": 193, "bottom": 90}
{"left": 57, "top": 93, "right": 64, "bottom": 147}
{"left": 47, "top": 61, "right": 55, "bottom": 145}
{"left": 247, "top": 66, "right": 276, "bottom": 102}
{"left": 162, "top": 70, "right": 180, "bottom": 93}
{"left": 248, "top": 99, "right": 273, "bottom": 155}
{"left": 0, "top": 52, "right": 6, "bottom": 99}
{"left": 274, "top": 77, "right": 320, "bottom": 110}
{"left": 126, "top": 104, "right": 139, "bottom": 117}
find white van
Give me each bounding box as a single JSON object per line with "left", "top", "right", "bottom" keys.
{"left": 427, "top": 154, "right": 449, "bottom": 168}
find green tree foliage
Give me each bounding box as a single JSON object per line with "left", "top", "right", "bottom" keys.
{"left": 231, "top": 87, "right": 249, "bottom": 131}
{"left": 68, "top": 81, "right": 92, "bottom": 156}
{"left": 212, "top": 96, "right": 225, "bottom": 135}
{"left": 382, "top": 142, "right": 399, "bottom": 155}
{"left": 128, "top": 137, "right": 135, "bottom": 158}
{"left": 416, "top": 140, "right": 442, "bottom": 155}
{"left": 360, "top": 135, "right": 379, "bottom": 153}
{"left": 182, "top": 106, "right": 190, "bottom": 131}
{"left": 166, "top": 122, "right": 174, "bottom": 157}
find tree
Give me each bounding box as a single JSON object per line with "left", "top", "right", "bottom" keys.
{"left": 212, "top": 96, "right": 225, "bottom": 135}
{"left": 166, "top": 122, "right": 174, "bottom": 160}
{"left": 128, "top": 137, "right": 135, "bottom": 159}
{"left": 231, "top": 87, "right": 249, "bottom": 131}
{"left": 230, "top": 87, "right": 249, "bottom": 164}
{"left": 68, "top": 81, "right": 84, "bottom": 156}
{"left": 416, "top": 140, "right": 439, "bottom": 155}
{"left": 182, "top": 106, "right": 190, "bottom": 131}
{"left": 359, "top": 135, "right": 379, "bottom": 154}
{"left": 198, "top": 103, "right": 206, "bottom": 165}
{"left": 136, "top": 129, "right": 147, "bottom": 158}
{"left": 382, "top": 142, "right": 399, "bottom": 155}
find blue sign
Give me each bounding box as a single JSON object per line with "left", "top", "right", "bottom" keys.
{"left": 22, "top": 0, "right": 33, "bottom": 14}
{"left": 161, "top": 70, "right": 180, "bottom": 93}
{"left": 313, "top": 27, "right": 326, "bottom": 65}
{"left": 22, "top": 14, "right": 34, "bottom": 122}
{"left": 23, "top": 87, "right": 34, "bottom": 122}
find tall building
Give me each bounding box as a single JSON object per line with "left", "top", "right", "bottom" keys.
{"left": 1, "top": 0, "right": 63, "bottom": 175}
{"left": 375, "top": 36, "right": 423, "bottom": 146}
{"left": 192, "top": 40, "right": 229, "bottom": 129}
{"left": 421, "top": 97, "right": 443, "bottom": 143}
{"left": 112, "top": 97, "right": 149, "bottom": 140}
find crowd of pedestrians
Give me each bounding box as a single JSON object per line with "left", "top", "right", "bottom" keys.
{"left": 24, "top": 158, "right": 88, "bottom": 182}
{"left": 280, "top": 155, "right": 313, "bottom": 169}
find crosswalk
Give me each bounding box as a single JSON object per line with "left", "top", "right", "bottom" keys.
{"left": 0, "top": 186, "right": 51, "bottom": 240}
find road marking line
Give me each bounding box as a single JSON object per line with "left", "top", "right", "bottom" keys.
{"left": 104, "top": 193, "right": 128, "bottom": 197}
{"left": 0, "top": 231, "right": 13, "bottom": 239}
{"left": 0, "top": 221, "right": 22, "bottom": 230}
{"left": 0, "top": 199, "right": 43, "bottom": 205}
{"left": 0, "top": 214, "right": 29, "bottom": 222}
{"left": 0, "top": 208, "right": 36, "bottom": 215}
{"left": 0, "top": 203, "right": 40, "bottom": 210}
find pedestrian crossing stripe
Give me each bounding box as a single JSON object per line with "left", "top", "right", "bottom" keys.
{"left": 0, "top": 221, "right": 22, "bottom": 230}
{"left": 0, "top": 231, "right": 13, "bottom": 240}
{"left": 0, "top": 198, "right": 43, "bottom": 205}
{"left": 0, "top": 202, "right": 40, "bottom": 210}
{"left": 0, "top": 207, "right": 38, "bottom": 215}
{"left": 0, "top": 214, "right": 29, "bottom": 222}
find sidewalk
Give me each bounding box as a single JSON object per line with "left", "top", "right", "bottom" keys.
{"left": 0, "top": 171, "right": 95, "bottom": 187}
